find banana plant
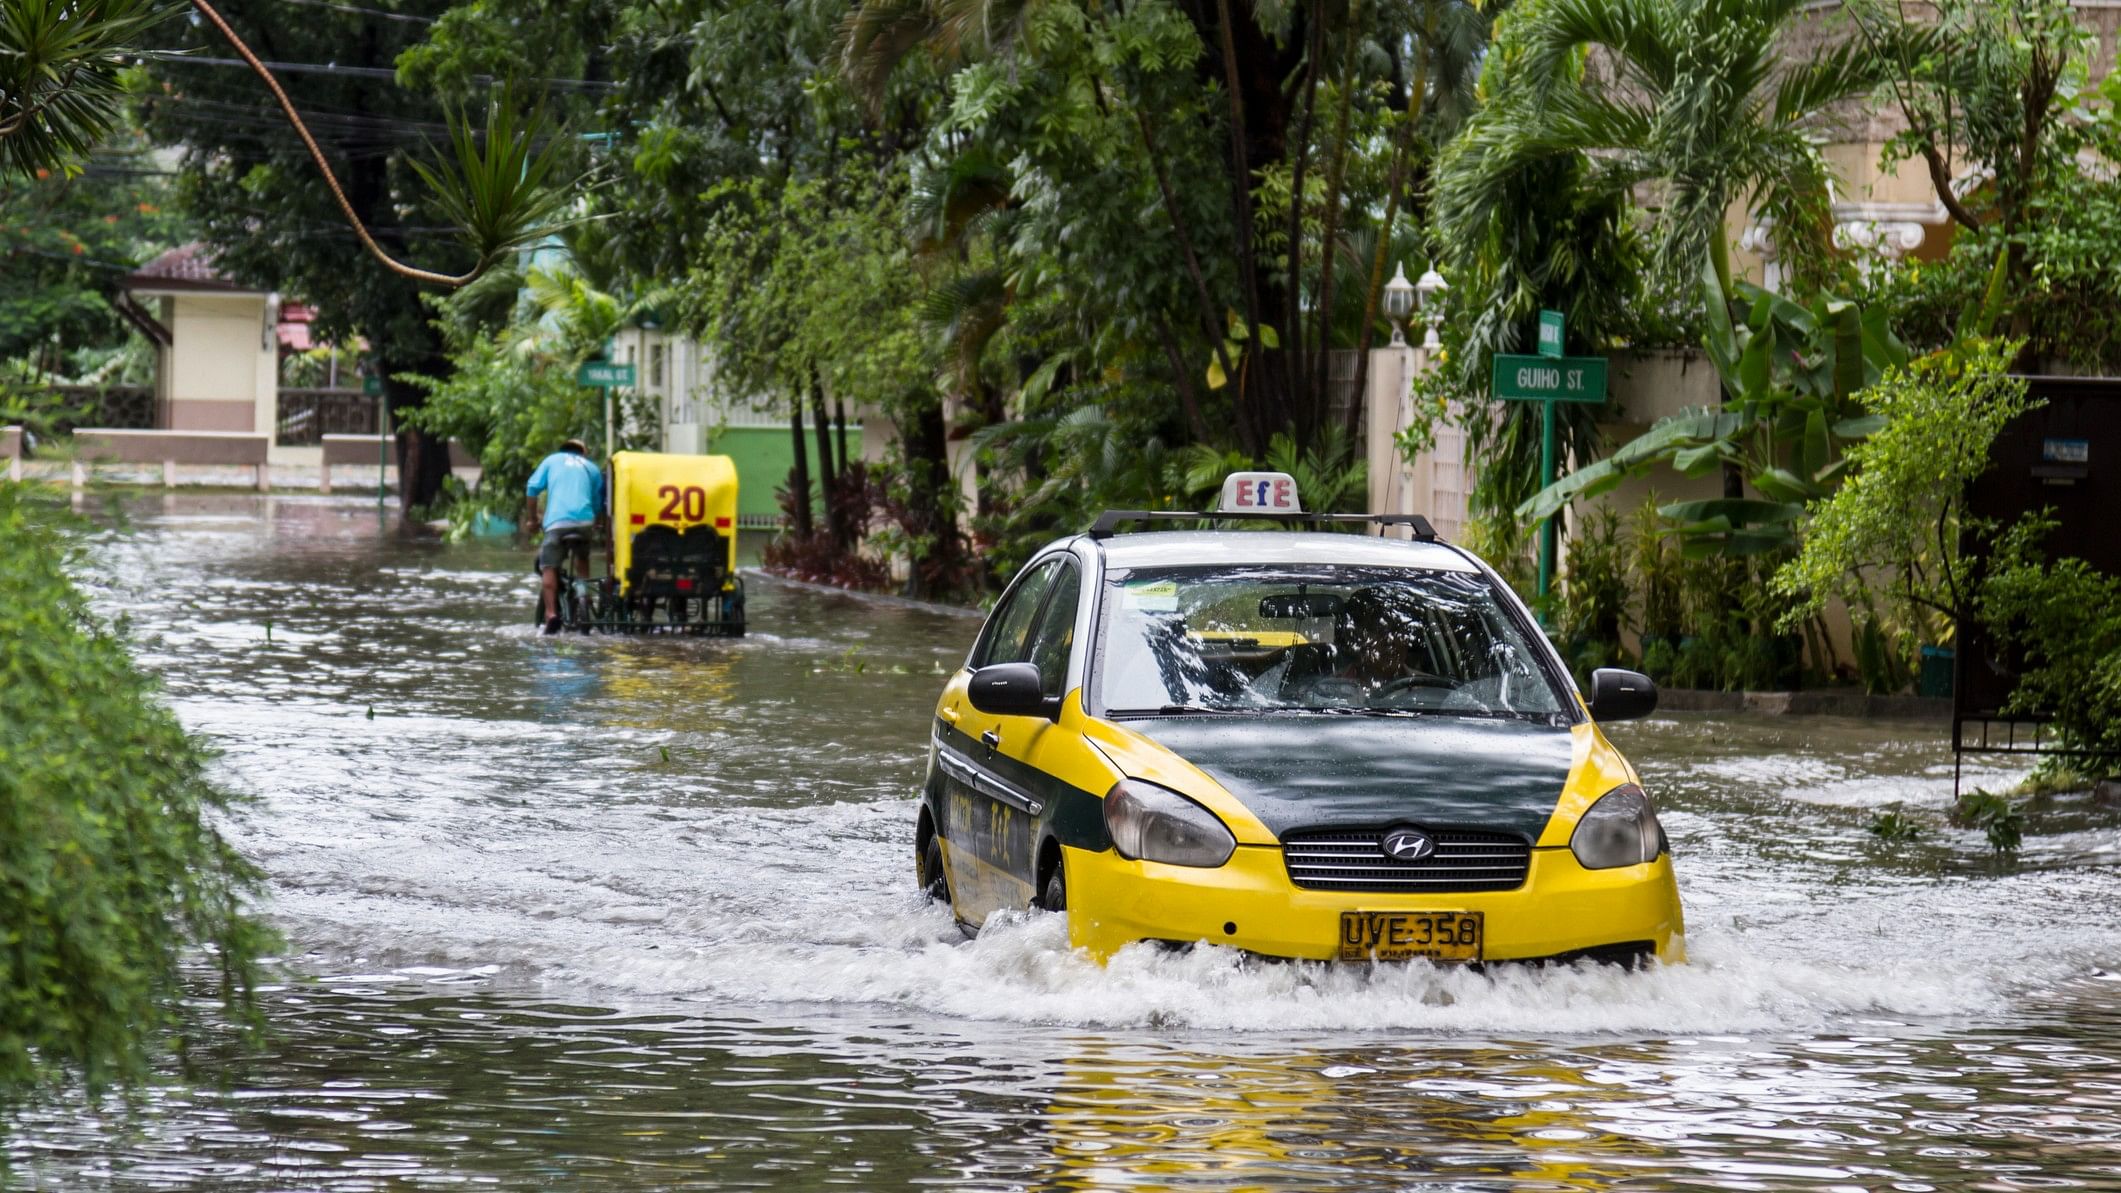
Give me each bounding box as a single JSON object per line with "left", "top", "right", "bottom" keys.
{"left": 1518, "top": 261, "right": 1908, "bottom": 556}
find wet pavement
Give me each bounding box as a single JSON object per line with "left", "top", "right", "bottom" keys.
{"left": 6, "top": 494, "right": 2119, "bottom": 1190}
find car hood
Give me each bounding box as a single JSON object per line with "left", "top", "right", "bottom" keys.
{"left": 1121, "top": 715, "right": 1574, "bottom": 842}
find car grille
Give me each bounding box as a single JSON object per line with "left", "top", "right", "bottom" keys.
{"left": 1281, "top": 826, "right": 1531, "bottom": 893}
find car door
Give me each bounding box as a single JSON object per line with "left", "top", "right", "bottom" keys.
{"left": 969, "top": 558, "right": 1083, "bottom": 901}
{"left": 937, "top": 558, "right": 1060, "bottom": 923}
{"left": 985, "top": 559, "right": 1088, "bottom": 899}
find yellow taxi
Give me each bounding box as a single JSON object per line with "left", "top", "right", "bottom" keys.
{"left": 914, "top": 473, "right": 1684, "bottom": 966}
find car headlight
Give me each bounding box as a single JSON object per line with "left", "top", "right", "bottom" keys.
{"left": 1104, "top": 780, "right": 1235, "bottom": 868}
{"left": 1570, "top": 784, "right": 1665, "bottom": 869}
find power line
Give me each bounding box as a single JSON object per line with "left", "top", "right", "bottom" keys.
{"left": 140, "top": 51, "right": 619, "bottom": 92}
{"left": 275, "top": 0, "right": 437, "bottom": 24}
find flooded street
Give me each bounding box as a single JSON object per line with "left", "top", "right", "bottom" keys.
{"left": 9, "top": 494, "right": 2120, "bottom": 1190}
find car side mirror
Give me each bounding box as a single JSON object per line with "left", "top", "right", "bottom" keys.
{"left": 1587, "top": 668, "right": 1658, "bottom": 722}
{"left": 967, "top": 662, "right": 1060, "bottom": 719}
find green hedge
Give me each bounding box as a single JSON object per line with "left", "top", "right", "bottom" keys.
{"left": 0, "top": 485, "right": 272, "bottom": 1093}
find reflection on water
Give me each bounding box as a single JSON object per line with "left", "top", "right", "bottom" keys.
{"left": 6, "top": 494, "right": 2119, "bottom": 1190}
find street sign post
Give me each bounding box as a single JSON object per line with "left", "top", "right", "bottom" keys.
{"left": 576, "top": 361, "right": 635, "bottom": 459}
{"left": 1492, "top": 353, "right": 1605, "bottom": 402}
{"left": 576, "top": 361, "right": 635, "bottom": 388}
{"left": 1537, "top": 310, "right": 1565, "bottom": 359}
{"left": 361, "top": 374, "right": 386, "bottom": 510}
{"left": 1491, "top": 352, "right": 1609, "bottom": 604}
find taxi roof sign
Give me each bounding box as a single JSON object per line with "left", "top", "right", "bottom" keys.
{"left": 1218, "top": 471, "right": 1303, "bottom": 514}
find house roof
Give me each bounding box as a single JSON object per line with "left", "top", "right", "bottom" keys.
{"left": 125, "top": 242, "right": 264, "bottom": 295}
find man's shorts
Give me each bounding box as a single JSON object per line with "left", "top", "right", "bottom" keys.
{"left": 536, "top": 525, "right": 592, "bottom": 571}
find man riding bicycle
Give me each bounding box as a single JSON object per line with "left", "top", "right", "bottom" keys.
{"left": 525, "top": 438, "right": 607, "bottom": 634}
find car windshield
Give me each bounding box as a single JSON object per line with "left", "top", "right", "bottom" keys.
{"left": 1094, "top": 564, "right": 1568, "bottom": 720}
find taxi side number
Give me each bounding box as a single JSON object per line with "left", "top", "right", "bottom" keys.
{"left": 657, "top": 484, "right": 709, "bottom": 522}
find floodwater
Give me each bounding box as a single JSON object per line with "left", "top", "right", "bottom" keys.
{"left": 7, "top": 493, "right": 2120, "bottom": 1191}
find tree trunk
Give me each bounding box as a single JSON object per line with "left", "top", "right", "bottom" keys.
{"left": 1176, "top": 0, "right": 1303, "bottom": 451}
{"left": 811, "top": 376, "right": 843, "bottom": 549}
{"left": 383, "top": 354, "right": 451, "bottom": 519}
{"left": 834, "top": 396, "right": 850, "bottom": 482}
{"left": 787, "top": 405, "right": 813, "bottom": 539}
{"left": 901, "top": 398, "right": 958, "bottom": 601}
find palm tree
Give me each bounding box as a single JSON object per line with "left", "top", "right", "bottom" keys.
{"left": 840, "top": 0, "right": 1497, "bottom": 456}
{"left": 1438, "top": 0, "right": 1881, "bottom": 293}
{"left": 1433, "top": 0, "right": 1882, "bottom": 537}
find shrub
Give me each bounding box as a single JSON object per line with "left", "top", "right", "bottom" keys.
{"left": 0, "top": 485, "right": 272, "bottom": 1093}
{"left": 1952, "top": 790, "right": 2025, "bottom": 854}
{"left": 1975, "top": 516, "right": 2121, "bottom": 765}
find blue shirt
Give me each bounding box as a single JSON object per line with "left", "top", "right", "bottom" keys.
{"left": 526, "top": 452, "right": 604, "bottom": 529}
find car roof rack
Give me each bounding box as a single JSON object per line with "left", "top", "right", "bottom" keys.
{"left": 1087, "top": 510, "right": 1440, "bottom": 541}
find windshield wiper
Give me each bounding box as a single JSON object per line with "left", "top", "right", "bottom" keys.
{"left": 1104, "top": 704, "right": 1244, "bottom": 718}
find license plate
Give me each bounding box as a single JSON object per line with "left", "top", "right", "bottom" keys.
{"left": 1338, "top": 911, "right": 1483, "bottom": 963}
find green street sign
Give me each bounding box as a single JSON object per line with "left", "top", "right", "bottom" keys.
{"left": 1537, "top": 309, "right": 1565, "bottom": 359}
{"left": 1492, "top": 354, "right": 1606, "bottom": 403}
{"left": 577, "top": 361, "right": 636, "bottom": 388}
{"left": 362, "top": 374, "right": 382, "bottom": 396}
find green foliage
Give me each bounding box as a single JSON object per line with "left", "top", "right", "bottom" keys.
{"left": 1176, "top": 424, "right": 1368, "bottom": 517}
{"left": 140, "top": 0, "right": 589, "bottom": 509}
{"left": 1975, "top": 515, "right": 2121, "bottom": 761}
{"left": 1432, "top": 0, "right": 1882, "bottom": 528}
{"left": 1441, "top": 0, "right": 1877, "bottom": 295}
{"left": 1520, "top": 270, "right": 1910, "bottom": 554}
{"left": 0, "top": 483, "right": 272, "bottom": 1092}
{"left": 1557, "top": 506, "right": 1629, "bottom": 682}
{"left": 1867, "top": 807, "right": 1925, "bottom": 844}
{"left": 687, "top": 169, "right": 933, "bottom": 421}
{"left": 402, "top": 268, "right": 660, "bottom": 518}
{"left": 1771, "top": 340, "right": 2033, "bottom": 639}
{"left": 1952, "top": 790, "right": 2025, "bottom": 854}
{"left": 1850, "top": 610, "right": 1909, "bottom": 696}
{"left": 1852, "top": 0, "right": 2121, "bottom": 371}
{"left": 0, "top": 0, "right": 166, "bottom": 178}
{"left": 0, "top": 129, "right": 190, "bottom": 375}
{"left": 406, "top": 98, "right": 581, "bottom": 277}
{"left": 1629, "top": 497, "right": 1682, "bottom": 641}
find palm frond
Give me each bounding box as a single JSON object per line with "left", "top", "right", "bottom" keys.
{"left": 1522, "top": 0, "right": 1681, "bottom": 98}
{"left": 1771, "top": 33, "right": 1882, "bottom": 127}
{"left": 835, "top": 0, "right": 939, "bottom": 115}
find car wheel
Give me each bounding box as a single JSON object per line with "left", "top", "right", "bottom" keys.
{"left": 919, "top": 833, "right": 948, "bottom": 904}
{"left": 1040, "top": 859, "right": 1066, "bottom": 913}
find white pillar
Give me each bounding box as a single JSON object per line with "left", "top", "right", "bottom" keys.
{"left": 1365, "top": 343, "right": 1415, "bottom": 523}
{"left": 1362, "top": 342, "right": 1469, "bottom": 538}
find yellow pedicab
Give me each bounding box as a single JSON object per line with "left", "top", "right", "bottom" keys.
{"left": 595, "top": 451, "right": 746, "bottom": 635}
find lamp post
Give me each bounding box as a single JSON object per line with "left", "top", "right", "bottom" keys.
{"left": 1383, "top": 263, "right": 1416, "bottom": 347}
{"left": 1415, "top": 267, "right": 1447, "bottom": 352}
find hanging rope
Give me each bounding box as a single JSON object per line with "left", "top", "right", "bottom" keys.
{"left": 187, "top": 0, "right": 474, "bottom": 286}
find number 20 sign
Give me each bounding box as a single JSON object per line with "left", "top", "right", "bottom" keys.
{"left": 657, "top": 484, "right": 710, "bottom": 522}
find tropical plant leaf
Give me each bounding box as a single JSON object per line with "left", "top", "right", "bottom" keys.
{"left": 1801, "top": 407, "right": 1830, "bottom": 478}
{"left": 1672, "top": 442, "right": 1725, "bottom": 475}
{"left": 1825, "top": 299, "right": 1864, "bottom": 401}
{"left": 1700, "top": 257, "right": 1740, "bottom": 382}
{"left": 1659, "top": 497, "right": 1802, "bottom": 526}
{"left": 411, "top": 99, "right": 578, "bottom": 271}
{"left": 1515, "top": 456, "right": 1621, "bottom": 522}
{"left": 1751, "top": 467, "right": 1822, "bottom": 503}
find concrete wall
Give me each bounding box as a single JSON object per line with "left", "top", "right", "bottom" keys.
{"left": 163, "top": 293, "right": 276, "bottom": 435}
{"left": 701, "top": 420, "right": 868, "bottom": 526}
